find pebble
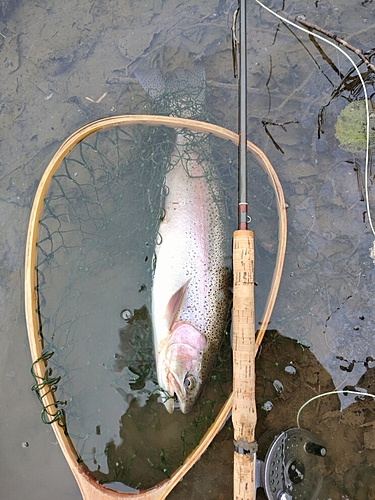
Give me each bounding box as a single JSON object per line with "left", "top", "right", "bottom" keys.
{"left": 285, "top": 365, "right": 296, "bottom": 375}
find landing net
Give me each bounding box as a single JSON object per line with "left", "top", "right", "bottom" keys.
{"left": 28, "top": 89, "right": 279, "bottom": 491}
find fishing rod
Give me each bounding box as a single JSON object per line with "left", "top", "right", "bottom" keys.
{"left": 238, "top": 0, "right": 249, "bottom": 231}
{"left": 231, "top": 3, "right": 329, "bottom": 499}
{"left": 232, "top": 0, "right": 257, "bottom": 499}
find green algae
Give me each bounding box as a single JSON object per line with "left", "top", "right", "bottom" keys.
{"left": 335, "top": 100, "right": 374, "bottom": 153}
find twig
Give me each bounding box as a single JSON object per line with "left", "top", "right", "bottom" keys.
{"left": 85, "top": 92, "right": 108, "bottom": 104}
{"left": 296, "top": 15, "right": 375, "bottom": 73}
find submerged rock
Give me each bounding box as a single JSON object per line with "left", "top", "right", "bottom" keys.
{"left": 0, "top": 0, "right": 20, "bottom": 19}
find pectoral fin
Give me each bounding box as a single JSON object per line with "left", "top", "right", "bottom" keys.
{"left": 164, "top": 280, "right": 190, "bottom": 330}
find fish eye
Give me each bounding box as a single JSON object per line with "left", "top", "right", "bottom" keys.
{"left": 184, "top": 375, "right": 196, "bottom": 391}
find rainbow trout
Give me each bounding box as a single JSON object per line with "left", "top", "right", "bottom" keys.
{"left": 136, "top": 68, "right": 230, "bottom": 413}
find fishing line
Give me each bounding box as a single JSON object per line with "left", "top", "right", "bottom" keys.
{"left": 254, "top": 0, "right": 375, "bottom": 244}
{"left": 296, "top": 389, "right": 375, "bottom": 428}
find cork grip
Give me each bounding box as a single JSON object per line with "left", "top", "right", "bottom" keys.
{"left": 232, "top": 230, "right": 256, "bottom": 500}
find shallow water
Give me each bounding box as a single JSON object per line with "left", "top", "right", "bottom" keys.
{"left": 1, "top": 0, "right": 375, "bottom": 499}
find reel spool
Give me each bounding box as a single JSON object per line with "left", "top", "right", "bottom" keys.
{"left": 257, "top": 428, "right": 327, "bottom": 500}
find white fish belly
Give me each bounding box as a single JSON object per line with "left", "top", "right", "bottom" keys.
{"left": 152, "top": 135, "right": 226, "bottom": 359}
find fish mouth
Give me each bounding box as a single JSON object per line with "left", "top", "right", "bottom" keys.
{"left": 163, "top": 371, "right": 183, "bottom": 414}
{"left": 157, "top": 368, "right": 180, "bottom": 413}
{"left": 163, "top": 393, "right": 176, "bottom": 414}
{"left": 158, "top": 371, "right": 190, "bottom": 413}
{"left": 163, "top": 371, "right": 198, "bottom": 414}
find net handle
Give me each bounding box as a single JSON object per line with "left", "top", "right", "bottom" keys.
{"left": 25, "top": 115, "right": 287, "bottom": 499}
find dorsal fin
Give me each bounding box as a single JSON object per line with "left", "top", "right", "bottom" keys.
{"left": 164, "top": 280, "right": 190, "bottom": 330}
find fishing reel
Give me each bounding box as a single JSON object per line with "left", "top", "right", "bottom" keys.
{"left": 256, "top": 428, "right": 327, "bottom": 500}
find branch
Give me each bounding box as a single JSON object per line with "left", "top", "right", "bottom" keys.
{"left": 296, "top": 15, "right": 375, "bottom": 74}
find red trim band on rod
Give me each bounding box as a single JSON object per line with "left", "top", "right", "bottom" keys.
{"left": 238, "top": 203, "right": 248, "bottom": 230}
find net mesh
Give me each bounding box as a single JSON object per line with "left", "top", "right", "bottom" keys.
{"left": 31, "top": 85, "right": 278, "bottom": 490}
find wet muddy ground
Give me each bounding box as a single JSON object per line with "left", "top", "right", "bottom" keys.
{"left": 170, "top": 332, "right": 375, "bottom": 500}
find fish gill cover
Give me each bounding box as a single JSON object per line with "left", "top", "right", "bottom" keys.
{"left": 31, "top": 68, "right": 277, "bottom": 490}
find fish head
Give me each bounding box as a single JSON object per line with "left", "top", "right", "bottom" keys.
{"left": 158, "top": 321, "right": 207, "bottom": 414}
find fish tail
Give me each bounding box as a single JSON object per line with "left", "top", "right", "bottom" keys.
{"left": 135, "top": 66, "right": 205, "bottom": 119}
{"left": 134, "top": 68, "right": 166, "bottom": 99}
